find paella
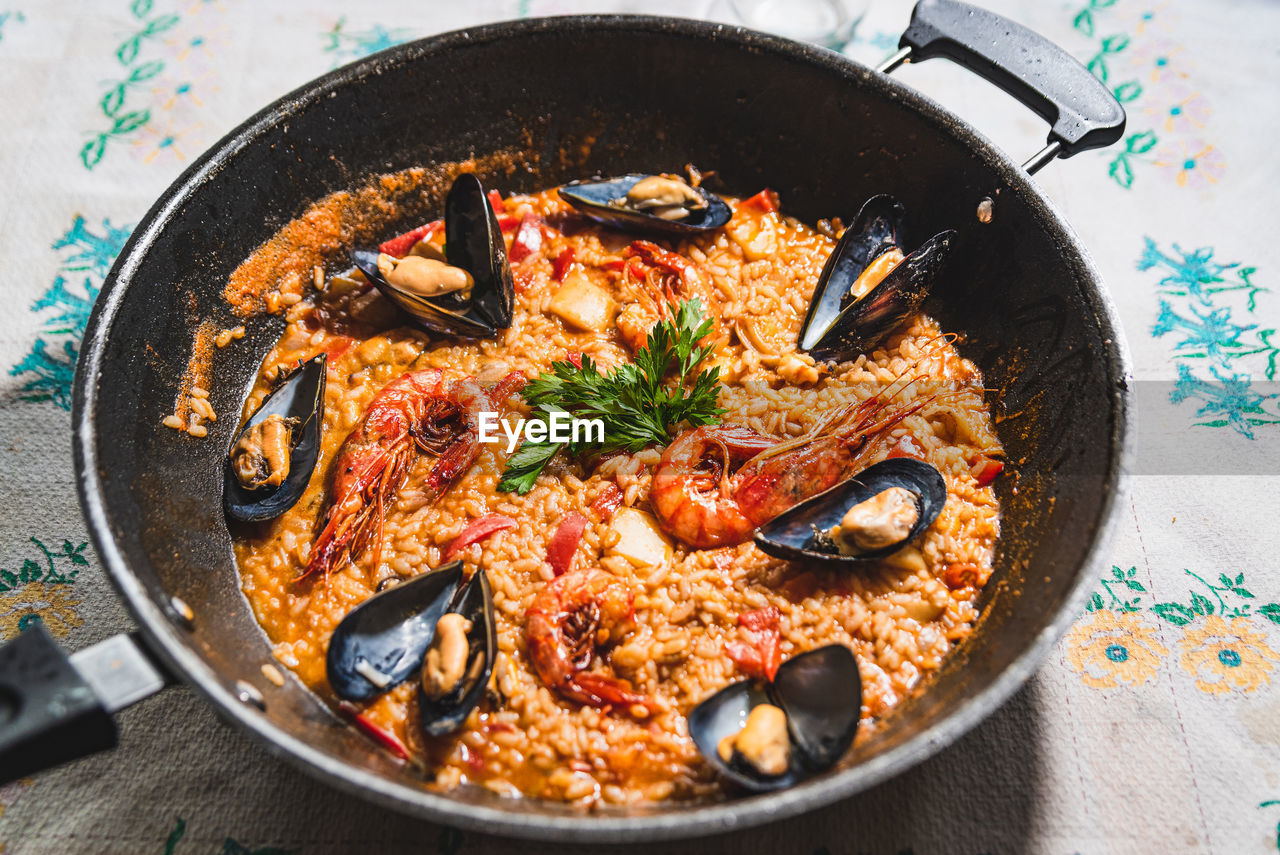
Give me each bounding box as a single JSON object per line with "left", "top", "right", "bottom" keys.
{"left": 202, "top": 168, "right": 1004, "bottom": 805}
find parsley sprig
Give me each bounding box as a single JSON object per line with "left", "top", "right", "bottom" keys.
{"left": 497, "top": 299, "right": 723, "bottom": 494}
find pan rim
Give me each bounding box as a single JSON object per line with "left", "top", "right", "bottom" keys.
{"left": 71, "top": 13, "right": 1132, "bottom": 842}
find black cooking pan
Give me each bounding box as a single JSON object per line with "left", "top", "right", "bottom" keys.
{"left": 1, "top": 2, "right": 1130, "bottom": 842}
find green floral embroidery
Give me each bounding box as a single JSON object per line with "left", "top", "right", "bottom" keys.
{"left": 10, "top": 215, "right": 132, "bottom": 409}
{"left": 0, "top": 538, "right": 87, "bottom": 592}
{"left": 1262, "top": 800, "right": 1280, "bottom": 851}
{"left": 162, "top": 818, "right": 297, "bottom": 855}
{"left": 321, "top": 17, "right": 412, "bottom": 68}
{"left": 1151, "top": 570, "right": 1280, "bottom": 627}
{"left": 1085, "top": 565, "right": 1146, "bottom": 613}
{"left": 0, "top": 10, "right": 25, "bottom": 43}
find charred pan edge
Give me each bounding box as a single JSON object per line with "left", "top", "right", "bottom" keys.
{"left": 71, "top": 14, "right": 1132, "bottom": 844}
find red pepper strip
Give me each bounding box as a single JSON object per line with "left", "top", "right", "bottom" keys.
{"left": 497, "top": 214, "right": 521, "bottom": 232}
{"left": 565, "top": 350, "right": 583, "bottom": 369}
{"left": 738, "top": 188, "right": 779, "bottom": 214}
{"left": 724, "top": 606, "right": 782, "bottom": 681}
{"left": 552, "top": 247, "right": 576, "bottom": 282}
{"left": 337, "top": 702, "right": 410, "bottom": 759}
{"left": 444, "top": 514, "right": 517, "bottom": 560}
{"left": 589, "top": 482, "right": 623, "bottom": 521}
{"left": 603, "top": 258, "right": 626, "bottom": 272}
{"left": 546, "top": 512, "right": 588, "bottom": 577}
{"left": 971, "top": 455, "right": 1004, "bottom": 487}
{"left": 487, "top": 189, "right": 505, "bottom": 213}
{"left": 379, "top": 219, "right": 443, "bottom": 258}
{"left": 509, "top": 214, "right": 544, "bottom": 263}
{"left": 886, "top": 434, "right": 927, "bottom": 461}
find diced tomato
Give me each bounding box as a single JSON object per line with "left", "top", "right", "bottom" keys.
{"left": 603, "top": 259, "right": 626, "bottom": 272}
{"left": 337, "top": 702, "right": 410, "bottom": 759}
{"left": 509, "top": 214, "right": 544, "bottom": 263}
{"left": 546, "top": 512, "right": 588, "bottom": 577}
{"left": 725, "top": 606, "right": 782, "bottom": 681}
{"left": 738, "top": 188, "right": 779, "bottom": 214}
{"left": 944, "top": 563, "right": 982, "bottom": 590}
{"left": 444, "top": 514, "right": 517, "bottom": 560}
{"left": 971, "top": 455, "right": 1004, "bottom": 487}
{"left": 589, "top": 482, "right": 623, "bottom": 521}
{"left": 886, "top": 434, "right": 927, "bottom": 461}
{"left": 487, "top": 188, "right": 505, "bottom": 213}
{"left": 378, "top": 219, "right": 443, "bottom": 258}
{"left": 497, "top": 214, "right": 521, "bottom": 231}
{"left": 552, "top": 247, "right": 576, "bottom": 282}
{"left": 565, "top": 350, "right": 583, "bottom": 369}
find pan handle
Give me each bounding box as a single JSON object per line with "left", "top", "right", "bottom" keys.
{"left": 0, "top": 625, "right": 170, "bottom": 783}
{"left": 879, "top": 0, "right": 1126, "bottom": 174}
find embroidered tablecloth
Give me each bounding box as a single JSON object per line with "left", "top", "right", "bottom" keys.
{"left": 2, "top": 1, "right": 1277, "bottom": 852}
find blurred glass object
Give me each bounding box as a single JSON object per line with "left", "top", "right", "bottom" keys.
{"left": 728, "top": 0, "right": 870, "bottom": 49}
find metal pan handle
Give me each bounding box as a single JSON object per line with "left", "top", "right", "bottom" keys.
{"left": 0, "top": 625, "right": 170, "bottom": 783}
{"left": 879, "top": 0, "right": 1126, "bottom": 174}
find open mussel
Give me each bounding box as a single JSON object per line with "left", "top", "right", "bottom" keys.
{"left": 689, "top": 645, "right": 861, "bottom": 792}
{"left": 558, "top": 173, "right": 731, "bottom": 236}
{"left": 223, "top": 353, "right": 326, "bottom": 523}
{"left": 353, "top": 173, "right": 514, "bottom": 338}
{"left": 754, "top": 458, "right": 946, "bottom": 566}
{"left": 326, "top": 559, "right": 496, "bottom": 737}
{"left": 798, "top": 195, "right": 956, "bottom": 362}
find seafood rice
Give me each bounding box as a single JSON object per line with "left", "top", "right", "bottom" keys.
{"left": 230, "top": 176, "right": 1003, "bottom": 805}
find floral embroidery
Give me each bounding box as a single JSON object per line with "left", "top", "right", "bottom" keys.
{"left": 1261, "top": 800, "right": 1280, "bottom": 852}
{"left": 0, "top": 538, "right": 89, "bottom": 641}
{"left": 9, "top": 215, "right": 132, "bottom": 410}
{"left": 1140, "top": 237, "right": 1279, "bottom": 438}
{"left": 1152, "top": 138, "right": 1226, "bottom": 189}
{"left": 82, "top": 0, "right": 224, "bottom": 170}
{"left": 1065, "top": 609, "right": 1168, "bottom": 689}
{"left": 0, "top": 9, "right": 24, "bottom": 44}
{"left": 162, "top": 817, "right": 297, "bottom": 855}
{"left": 1085, "top": 565, "right": 1146, "bottom": 613}
{"left": 321, "top": 17, "right": 412, "bottom": 68}
{"left": 1150, "top": 569, "right": 1280, "bottom": 628}
{"left": 1177, "top": 615, "right": 1278, "bottom": 695}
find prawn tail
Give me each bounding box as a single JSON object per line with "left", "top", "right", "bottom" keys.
{"left": 569, "top": 673, "right": 658, "bottom": 713}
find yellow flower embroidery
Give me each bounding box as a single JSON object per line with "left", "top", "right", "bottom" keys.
{"left": 1178, "top": 615, "right": 1279, "bottom": 695}
{"left": 1065, "top": 609, "right": 1169, "bottom": 689}
{"left": 0, "top": 582, "right": 82, "bottom": 641}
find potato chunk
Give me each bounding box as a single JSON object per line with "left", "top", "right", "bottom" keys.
{"left": 547, "top": 271, "right": 616, "bottom": 332}
{"left": 607, "top": 507, "right": 673, "bottom": 569}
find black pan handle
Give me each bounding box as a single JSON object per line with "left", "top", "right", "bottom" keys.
{"left": 0, "top": 626, "right": 170, "bottom": 783}
{"left": 881, "top": 0, "right": 1126, "bottom": 174}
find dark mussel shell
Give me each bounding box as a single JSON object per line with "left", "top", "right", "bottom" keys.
{"left": 753, "top": 458, "right": 947, "bottom": 566}
{"left": 223, "top": 353, "right": 326, "bottom": 523}
{"left": 327, "top": 560, "right": 495, "bottom": 736}
{"left": 798, "top": 195, "right": 957, "bottom": 362}
{"left": 688, "top": 678, "right": 805, "bottom": 792}
{"left": 689, "top": 644, "right": 862, "bottom": 792}
{"left": 558, "top": 174, "right": 732, "bottom": 236}
{"left": 419, "top": 567, "right": 497, "bottom": 737}
{"left": 352, "top": 174, "right": 513, "bottom": 338}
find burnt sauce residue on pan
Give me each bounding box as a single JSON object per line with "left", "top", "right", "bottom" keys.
{"left": 194, "top": 159, "right": 1006, "bottom": 806}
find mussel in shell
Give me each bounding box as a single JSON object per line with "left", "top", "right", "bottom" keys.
{"left": 689, "top": 645, "right": 862, "bottom": 792}
{"left": 353, "top": 173, "right": 514, "bottom": 338}
{"left": 754, "top": 458, "right": 947, "bottom": 566}
{"left": 799, "top": 195, "right": 957, "bottom": 362}
{"left": 558, "top": 173, "right": 732, "bottom": 236}
{"left": 223, "top": 353, "right": 326, "bottom": 523}
{"left": 325, "top": 560, "right": 495, "bottom": 737}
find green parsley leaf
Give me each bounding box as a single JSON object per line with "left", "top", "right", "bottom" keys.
{"left": 497, "top": 298, "right": 723, "bottom": 494}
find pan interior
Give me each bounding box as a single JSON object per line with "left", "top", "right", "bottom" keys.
{"left": 74, "top": 16, "right": 1125, "bottom": 841}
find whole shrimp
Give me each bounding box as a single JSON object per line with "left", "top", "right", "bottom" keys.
{"left": 615, "top": 240, "right": 719, "bottom": 352}
{"left": 525, "top": 567, "right": 657, "bottom": 713}
{"left": 651, "top": 381, "right": 935, "bottom": 549}
{"left": 303, "top": 367, "right": 523, "bottom": 580}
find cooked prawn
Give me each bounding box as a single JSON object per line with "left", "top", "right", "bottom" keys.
{"left": 615, "top": 240, "right": 720, "bottom": 352}
{"left": 303, "top": 367, "right": 523, "bottom": 581}
{"left": 524, "top": 567, "right": 657, "bottom": 713}
{"left": 651, "top": 371, "right": 942, "bottom": 549}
